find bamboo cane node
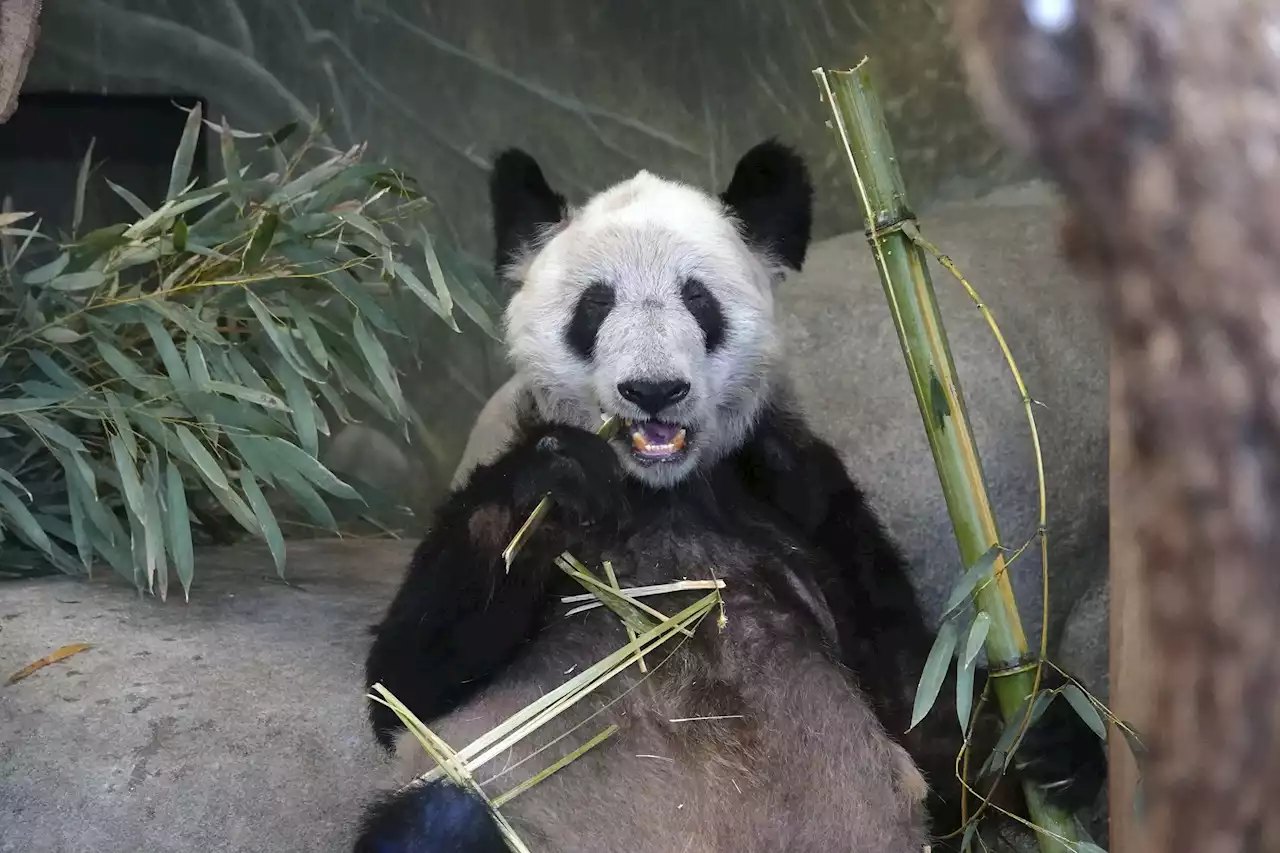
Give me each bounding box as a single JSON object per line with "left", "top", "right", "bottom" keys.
{"left": 862, "top": 210, "right": 919, "bottom": 242}
{"left": 988, "top": 659, "right": 1041, "bottom": 679}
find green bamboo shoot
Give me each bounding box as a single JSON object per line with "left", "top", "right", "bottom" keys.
{"left": 813, "top": 59, "right": 1078, "bottom": 853}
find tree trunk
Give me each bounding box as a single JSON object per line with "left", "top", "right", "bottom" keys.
{"left": 949, "top": 1, "right": 1280, "bottom": 851}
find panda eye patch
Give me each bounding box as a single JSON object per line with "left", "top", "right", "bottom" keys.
{"left": 680, "top": 278, "right": 726, "bottom": 352}
{"left": 566, "top": 281, "right": 616, "bottom": 360}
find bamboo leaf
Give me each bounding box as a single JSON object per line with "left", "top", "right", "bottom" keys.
{"left": 125, "top": 501, "right": 145, "bottom": 587}
{"left": 76, "top": 223, "right": 130, "bottom": 257}
{"left": 956, "top": 656, "right": 977, "bottom": 735}
{"left": 243, "top": 211, "right": 279, "bottom": 269}
{"left": 107, "top": 432, "right": 147, "bottom": 530}
{"left": 142, "top": 313, "right": 191, "bottom": 389}
{"left": 1119, "top": 720, "right": 1147, "bottom": 762}
{"left": 106, "top": 179, "right": 153, "bottom": 218}
{"left": 273, "top": 145, "right": 358, "bottom": 203}
{"left": 202, "top": 119, "right": 265, "bottom": 139}
{"left": 262, "top": 436, "right": 360, "bottom": 500}
{"left": 38, "top": 326, "right": 86, "bottom": 344}
{"left": 390, "top": 260, "right": 445, "bottom": 319}
{"left": 271, "top": 357, "right": 318, "bottom": 456}
{"left": 0, "top": 396, "right": 72, "bottom": 416}
{"left": 266, "top": 120, "right": 300, "bottom": 147}
{"left": 220, "top": 116, "right": 246, "bottom": 208}
{"left": 84, "top": 520, "right": 133, "bottom": 581}
{"left": 4, "top": 216, "right": 45, "bottom": 276}
{"left": 352, "top": 313, "right": 407, "bottom": 417}
{"left": 0, "top": 466, "right": 32, "bottom": 501}
{"left": 73, "top": 139, "right": 96, "bottom": 237}
{"left": 0, "top": 210, "right": 32, "bottom": 227}
{"left": 224, "top": 347, "right": 273, "bottom": 394}
{"left": 173, "top": 424, "right": 232, "bottom": 492}
{"left": 141, "top": 448, "right": 167, "bottom": 596}
{"left": 22, "top": 252, "right": 69, "bottom": 285}
{"left": 172, "top": 217, "right": 188, "bottom": 253}
{"left": 283, "top": 293, "right": 330, "bottom": 369}
{"left": 104, "top": 391, "right": 139, "bottom": 459}
{"left": 28, "top": 352, "right": 86, "bottom": 391}
{"left": 227, "top": 434, "right": 279, "bottom": 487}
{"left": 168, "top": 102, "right": 203, "bottom": 201}
{"left": 66, "top": 487, "right": 93, "bottom": 571}
{"left": 910, "top": 620, "right": 958, "bottom": 730}
{"left": 19, "top": 413, "right": 88, "bottom": 453}
{"left": 1062, "top": 684, "right": 1107, "bottom": 741}
{"left": 963, "top": 611, "right": 991, "bottom": 668}
{"left": 305, "top": 163, "right": 400, "bottom": 213}
{"left": 984, "top": 691, "right": 1057, "bottom": 776}
{"left": 164, "top": 460, "right": 195, "bottom": 599}
{"left": 202, "top": 380, "right": 290, "bottom": 412}
{"left": 95, "top": 339, "right": 159, "bottom": 396}
{"left": 243, "top": 288, "right": 318, "bottom": 381}
{"left": 334, "top": 209, "right": 390, "bottom": 247}
{"left": 279, "top": 244, "right": 399, "bottom": 335}
{"left": 185, "top": 338, "right": 212, "bottom": 386}
{"left": 421, "top": 227, "right": 459, "bottom": 330}
{"left": 315, "top": 379, "right": 353, "bottom": 424}
{"left": 942, "top": 544, "right": 1001, "bottom": 617}
{"left": 275, "top": 465, "right": 338, "bottom": 531}
{"left": 140, "top": 302, "right": 225, "bottom": 347}
{"left": 46, "top": 270, "right": 108, "bottom": 292}
{"left": 53, "top": 447, "right": 99, "bottom": 503}
{"left": 240, "top": 470, "right": 285, "bottom": 577}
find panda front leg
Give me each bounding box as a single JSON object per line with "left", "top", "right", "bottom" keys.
{"left": 363, "top": 423, "right": 627, "bottom": 750}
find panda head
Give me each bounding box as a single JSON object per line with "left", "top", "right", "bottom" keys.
{"left": 491, "top": 141, "right": 813, "bottom": 488}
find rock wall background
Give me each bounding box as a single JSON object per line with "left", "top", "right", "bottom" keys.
{"left": 20, "top": 0, "right": 1040, "bottom": 514}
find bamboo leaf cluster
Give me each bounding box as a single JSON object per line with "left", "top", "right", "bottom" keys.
{"left": 0, "top": 106, "right": 496, "bottom": 598}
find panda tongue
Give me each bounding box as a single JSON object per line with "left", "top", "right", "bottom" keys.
{"left": 640, "top": 421, "right": 681, "bottom": 444}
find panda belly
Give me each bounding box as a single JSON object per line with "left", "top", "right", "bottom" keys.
{"left": 389, "top": 512, "right": 930, "bottom": 853}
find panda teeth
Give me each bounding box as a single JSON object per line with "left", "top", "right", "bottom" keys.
{"left": 630, "top": 426, "right": 688, "bottom": 456}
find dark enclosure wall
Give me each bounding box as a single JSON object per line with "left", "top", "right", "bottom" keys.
{"left": 27, "top": 0, "right": 1031, "bottom": 263}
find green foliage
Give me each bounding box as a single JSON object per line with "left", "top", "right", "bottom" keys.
{"left": 0, "top": 105, "right": 494, "bottom": 599}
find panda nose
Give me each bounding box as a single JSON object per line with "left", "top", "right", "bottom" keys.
{"left": 617, "top": 379, "right": 691, "bottom": 416}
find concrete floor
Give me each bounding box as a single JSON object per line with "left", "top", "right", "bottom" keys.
{"left": 0, "top": 540, "right": 414, "bottom": 853}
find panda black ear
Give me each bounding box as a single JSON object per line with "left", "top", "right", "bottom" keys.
{"left": 489, "top": 149, "right": 568, "bottom": 278}
{"left": 720, "top": 140, "right": 813, "bottom": 272}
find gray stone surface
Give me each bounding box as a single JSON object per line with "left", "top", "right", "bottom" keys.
{"left": 785, "top": 187, "right": 1109, "bottom": 671}
{"left": 0, "top": 540, "right": 413, "bottom": 853}
{"left": 454, "top": 185, "right": 1111, "bottom": 689}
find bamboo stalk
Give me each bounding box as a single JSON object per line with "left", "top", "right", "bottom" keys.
{"left": 813, "top": 60, "right": 1078, "bottom": 853}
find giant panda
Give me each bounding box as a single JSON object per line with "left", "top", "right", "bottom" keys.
{"left": 354, "top": 142, "right": 1106, "bottom": 852}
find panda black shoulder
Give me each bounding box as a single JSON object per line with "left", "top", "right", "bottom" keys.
{"left": 733, "top": 392, "right": 866, "bottom": 535}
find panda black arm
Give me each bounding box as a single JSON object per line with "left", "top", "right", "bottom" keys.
{"left": 364, "top": 424, "right": 626, "bottom": 749}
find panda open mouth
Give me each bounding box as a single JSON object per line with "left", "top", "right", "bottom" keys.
{"left": 624, "top": 419, "right": 691, "bottom": 462}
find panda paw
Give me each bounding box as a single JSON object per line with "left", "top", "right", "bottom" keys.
{"left": 511, "top": 425, "right": 626, "bottom": 525}
{"left": 1013, "top": 691, "right": 1109, "bottom": 812}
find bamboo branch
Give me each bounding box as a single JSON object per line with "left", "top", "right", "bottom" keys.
{"left": 813, "top": 59, "right": 1077, "bottom": 853}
